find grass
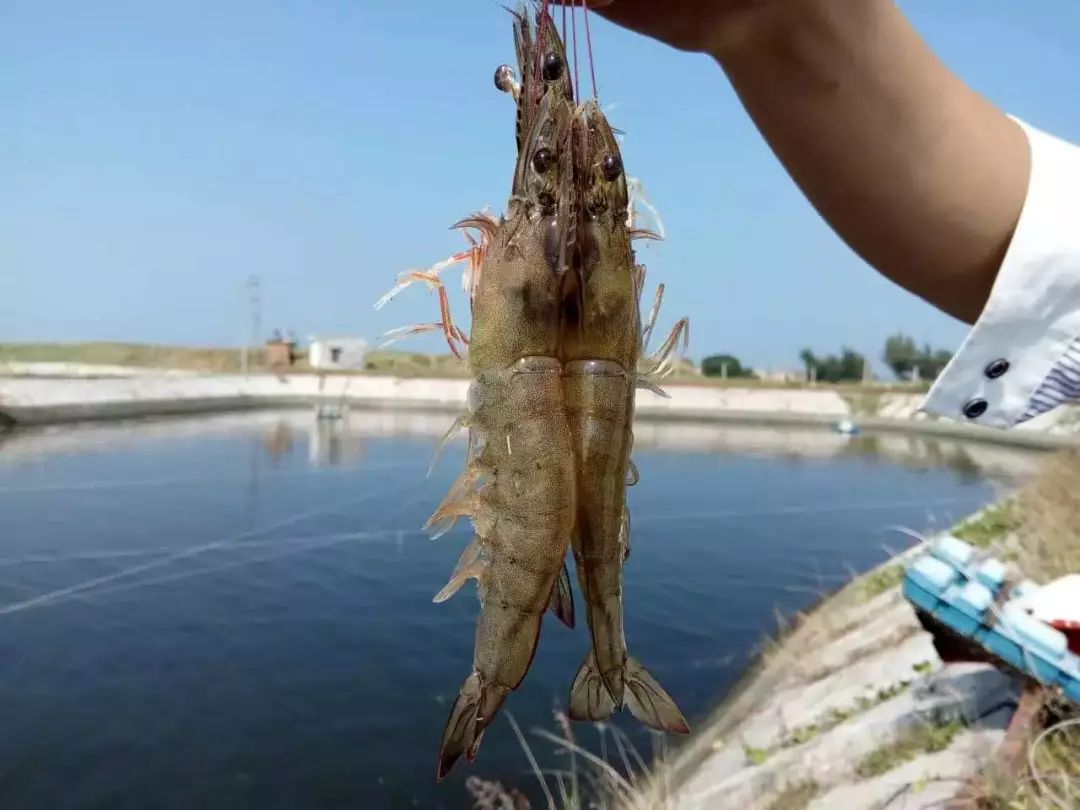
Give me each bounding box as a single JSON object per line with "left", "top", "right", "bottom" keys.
{"left": 0, "top": 341, "right": 935, "bottom": 392}
{"left": 952, "top": 499, "right": 1022, "bottom": 549}
{"left": 0, "top": 341, "right": 259, "bottom": 372}
{"left": 765, "top": 780, "right": 819, "bottom": 810}
{"left": 855, "top": 563, "right": 905, "bottom": 600}
{"left": 972, "top": 699, "right": 1080, "bottom": 810}
{"left": 853, "top": 717, "right": 966, "bottom": 779}
{"left": 467, "top": 709, "right": 679, "bottom": 810}
{"left": 1010, "top": 448, "right": 1080, "bottom": 582}
{"left": 942, "top": 449, "right": 1080, "bottom": 808}
{"left": 0, "top": 341, "right": 474, "bottom": 377}
{"left": 742, "top": 679, "right": 915, "bottom": 766}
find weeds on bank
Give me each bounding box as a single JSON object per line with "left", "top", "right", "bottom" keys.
{"left": 467, "top": 709, "right": 676, "bottom": 810}
{"left": 764, "top": 780, "right": 819, "bottom": 810}
{"left": 856, "top": 563, "right": 905, "bottom": 600}
{"left": 1011, "top": 448, "right": 1080, "bottom": 583}
{"left": 952, "top": 499, "right": 1022, "bottom": 550}
{"left": 741, "top": 678, "right": 917, "bottom": 766}
{"left": 854, "top": 716, "right": 966, "bottom": 779}
{"left": 972, "top": 697, "right": 1080, "bottom": 810}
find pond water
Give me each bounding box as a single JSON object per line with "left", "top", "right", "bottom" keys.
{"left": 0, "top": 410, "right": 1043, "bottom": 809}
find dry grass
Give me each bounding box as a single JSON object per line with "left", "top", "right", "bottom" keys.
{"left": 0, "top": 341, "right": 933, "bottom": 392}
{"left": 467, "top": 710, "right": 677, "bottom": 810}
{"left": 972, "top": 699, "right": 1080, "bottom": 810}
{"left": 0, "top": 341, "right": 258, "bottom": 372}
{"left": 967, "top": 448, "right": 1080, "bottom": 809}
{"left": 0, "top": 341, "right": 474, "bottom": 377}
{"left": 1011, "top": 448, "right": 1080, "bottom": 582}
{"left": 764, "top": 780, "right": 819, "bottom": 810}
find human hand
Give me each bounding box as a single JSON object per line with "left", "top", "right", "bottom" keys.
{"left": 551, "top": 0, "right": 773, "bottom": 56}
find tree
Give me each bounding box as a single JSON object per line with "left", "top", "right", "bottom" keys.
{"left": 799, "top": 348, "right": 817, "bottom": 381}
{"left": 798, "top": 346, "right": 867, "bottom": 383}
{"left": 884, "top": 333, "right": 919, "bottom": 379}
{"left": 701, "top": 353, "right": 753, "bottom": 378}
{"left": 883, "top": 333, "right": 953, "bottom": 381}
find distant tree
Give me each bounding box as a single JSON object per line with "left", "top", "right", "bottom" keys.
{"left": 798, "top": 346, "right": 866, "bottom": 383}
{"left": 917, "top": 346, "right": 953, "bottom": 379}
{"left": 799, "top": 348, "right": 817, "bottom": 381}
{"left": 701, "top": 354, "right": 753, "bottom": 378}
{"left": 884, "top": 333, "right": 919, "bottom": 379}
{"left": 883, "top": 333, "right": 953, "bottom": 381}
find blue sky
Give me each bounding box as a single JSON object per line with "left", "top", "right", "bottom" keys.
{"left": 4, "top": 1, "right": 1080, "bottom": 372}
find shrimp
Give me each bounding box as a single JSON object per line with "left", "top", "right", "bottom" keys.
{"left": 378, "top": 7, "right": 584, "bottom": 779}
{"left": 560, "top": 99, "right": 690, "bottom": 735}
{"left": 378, "top": 3, "right": 690, "bottom": 779}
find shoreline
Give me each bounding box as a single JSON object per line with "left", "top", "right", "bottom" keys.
{"left": 661, "top": 518, "right": 1026, "bottom": 809}
{"left": 2, "top": 370, "right": 1078, "bottom": 450}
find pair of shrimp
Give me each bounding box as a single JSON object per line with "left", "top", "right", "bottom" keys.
{"left": 375, "top": 4, "right": 690, "bottom": 781}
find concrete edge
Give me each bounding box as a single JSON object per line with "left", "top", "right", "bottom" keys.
{"left": 2, "top": 397, "right": 1074, "bottom": 450}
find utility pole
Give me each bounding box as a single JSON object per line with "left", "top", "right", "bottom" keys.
{"left": 241, "top": 274, "right": 261, "bottom": 376}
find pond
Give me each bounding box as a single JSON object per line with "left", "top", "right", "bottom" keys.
{"left": 0, "top": 410, "right": 1042, "bottom": 809}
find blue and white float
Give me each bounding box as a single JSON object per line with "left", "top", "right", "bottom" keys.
{"left": 903, "top": 535, "right": 1080, "bottom": 704}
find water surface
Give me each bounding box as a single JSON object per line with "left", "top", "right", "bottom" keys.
{"left": 0, "top": 410, "right": 1041, "bottom": 809}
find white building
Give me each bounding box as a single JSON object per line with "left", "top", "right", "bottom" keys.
{"left": 754, "top": 368, "right": 805, "bottom": 383}
{"left": 308, "top": 336, "right": 367, "bottom": 371}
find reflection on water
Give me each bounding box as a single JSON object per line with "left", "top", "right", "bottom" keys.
{"left": 0, "top": 408, "right": 1048, "bottom": 809}
{"left": 0, "top": 408, "right": 1049, "bottom": 485}
{"left": 836, "top": 434, "right": 987, "bottom": 484}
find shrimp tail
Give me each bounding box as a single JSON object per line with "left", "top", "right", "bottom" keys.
{"left": 568, "top": 653, "right": 690, "bottom": 734}
{"left": 624, "top": 657, "right": 690, "bottom": 735}
{"left": 436, "top": 671, "right": 510, "bottom": 781}
{"left": 568, "top": 651, "right": 619, "bottom": 722}
{"left": 547, "top": 562, "right": 575, "bottom": 628}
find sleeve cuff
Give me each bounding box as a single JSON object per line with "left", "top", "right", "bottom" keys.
{"left": 922, "top": 116, "right": 1080, "bottom": 428}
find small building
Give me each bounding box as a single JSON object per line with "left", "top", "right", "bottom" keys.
{"left": 308, "top": 336, "right": 367, "bottom": 371}
{"left": 754, "top": 368, "right": 804, "bottom": 383}
{"left": 265, "top": 339, "right": 296, "bottom": 370}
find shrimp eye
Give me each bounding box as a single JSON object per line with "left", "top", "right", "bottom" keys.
{"left": 537, "top": 192, "right": 555, "bottom": 214}
{"left": 541, "top": 52, "right": 563, "bottom": 81}
{"left": 601, "top": 154, "right": 622, "bottom": 181}
{"left": 494, "top": 64, "right": 516, "bottom": 93}
{"left": 532, "top": 147, "right": 555, "bottom": 174}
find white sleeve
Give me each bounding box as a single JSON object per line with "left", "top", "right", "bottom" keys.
{"left": 922, "top": 116, "right": 1080, "bottom": 428}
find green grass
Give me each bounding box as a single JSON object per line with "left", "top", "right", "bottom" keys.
{"left": 744, "top": 744, "right": 772, "bottom": 765}
{"left": 779, "top": 680, "right": 913, "bottom": 752}
{"left": 741, "top": 679, "right": 915, "bottom": 767}
{"left": 952, "top": 499, "right": 1021, "bottom": 549}
{"left": 854, "top": 717, "right": 966, "bottom": 779}
{"left": 855, "top": 563, "right": 905, "bottom": 601}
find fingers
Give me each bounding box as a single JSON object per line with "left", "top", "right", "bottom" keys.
{"left": 550, "top": 0, "right": 615, "bottom": 7}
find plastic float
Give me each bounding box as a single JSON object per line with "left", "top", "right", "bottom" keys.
{"left": 902, "top": 535, "right": 1080, "bottom": 704}
{"left": 834, "top": 418, "right": 861, "bottom": 435}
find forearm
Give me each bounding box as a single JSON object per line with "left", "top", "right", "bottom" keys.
{"left": 712, "top": 0, "right": 1030, "bottom": 324}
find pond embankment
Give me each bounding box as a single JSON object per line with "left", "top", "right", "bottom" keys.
{"left": 3, "top": 365, "right": 1079, "bottom": 449}
{"left": 657, "top": 539, "right": 1020, "bottom": 809}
